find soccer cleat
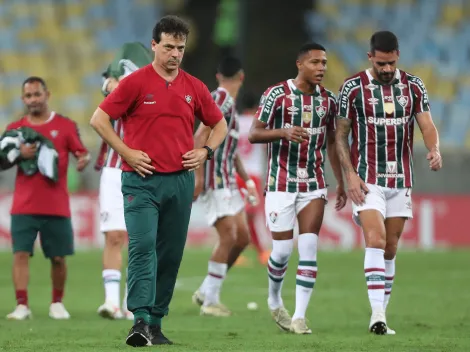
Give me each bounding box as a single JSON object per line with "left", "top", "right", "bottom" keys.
{"left": 149, "top": 325, "right": 173, "bottom": 345}
{"left": 200, "top": 303, "right": 232, "bottom": 317}
{"left": 270, "top": 306, "right": 292, "bottom": 331}
{"left": 97, "top": 301, "right": 122, "bottom": 320}
{"left": 126, "top": 318, "right": 151, "bottom": 347}
{"left": 49, "top": 303, "right": 71, "bottom": 320}
{"left": 369, "top": 310, "right": 387, "bottom": 335}
{"left": 290, "top": 318, "right": 312, "bottom": 334}
{"left": 192, "top": 290, "right": 204, "bottom": 307}
{"left": 387, "top": 326, "right": 396, "bottom": 335}
{"left": 6, "top": 304, "right": 32, "bottom": 320}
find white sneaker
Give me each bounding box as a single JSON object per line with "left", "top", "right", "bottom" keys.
{"left": 122, "top": 307, "right": 134, "bottom": 321}
{"left": 387, "top": 326, "right": 396, "bottom": 335}
{"left": 270, "top": 306, "right": 292, "bottom": 332}
{"left": 192, "top": 290, "right": 205, "bottom": 306}
{"left": 6, "top": 304, "right": 32, "bottom": 320}
{"left": 369, "top": 310, "right": 387, "bottom": 335}
{"left": 49, "top": 302, "right": 71, "bottom": 320}
{"left": 200, "top": 303, "right": 232, "bottom": 317}
{"left": 97, "top": 301, "right": 122, "bottom": 320}
{"left": 290, "top": 318, "right": 312, "bottom": 334}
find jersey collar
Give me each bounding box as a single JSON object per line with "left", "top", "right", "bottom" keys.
{"left": 366, "top": 69, "right": 400, "bottom": 85}
{"left": 287, "top": 79, "right": 321, "bottom": 96}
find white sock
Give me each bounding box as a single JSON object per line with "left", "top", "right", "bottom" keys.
{"left": 102, "top": 269, "right": 121, "bottom": 307}
{"left": 384, "top": 257, "right": 395, "bottom": 311}
{"left": 123, "top": 268, "right": 129, "bottom": 311}
{"left": 292, "top": 233, "right": 318, "bottom": 320}
{"left": 267, "top": 239, "right": 294, "bottom": 310}
{"left": 364, "top": 248, "right": 385, "bottom": 313}
{"left": 199, "top": 276, "right": 210, "bottom": 294}
{"left": 203, "top": 261, "right": 227, "bottom": 306}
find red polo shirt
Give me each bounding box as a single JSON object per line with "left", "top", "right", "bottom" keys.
{"left": 99, "top": 64, "right": 223, "bottom": 173}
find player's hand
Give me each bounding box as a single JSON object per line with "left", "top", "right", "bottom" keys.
{"left": 75, "top": 152, "right": 90, "bottom": 172}
{"left": 282, "top": 126, "right": 309, "bottom": 143}
{"left": 123, "top": 149, "right": 155, "bottom": 177}
{"left": 245, "top": 179, "right": 259, "bottom": 206}
{"left": 182, "top": 148, "right": 207, "bottom": 171}
{"left": 426, "top": 148, "right": 442, "bottom": 171}
{"left": 346, "top": 172, "right": 369, "bottom": 206}
{"left": 335, "top": 183, "right": 347, "bottom": 211}
{"left": 19, "top": 143, "right": 37, "bottom": 160}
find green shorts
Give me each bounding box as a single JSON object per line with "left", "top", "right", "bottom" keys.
{"left": 10, "top": 215, "right": 74, "bottom": 258}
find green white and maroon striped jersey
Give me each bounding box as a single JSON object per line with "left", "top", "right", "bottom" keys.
{"left": 255, "top": 79, "right": 336, "bottom": 193}
{"left": 337, "top": 69, "right": 430, "bottom": 188}
{"left": 204, "top": 87, "right": 239, "bottom": 190}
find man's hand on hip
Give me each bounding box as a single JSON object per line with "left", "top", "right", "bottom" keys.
{"left": 182, "top": 148, "right": 208, "bottom": 171}
{"left": 122, "top": 149, "right": 155, "bottom": 177}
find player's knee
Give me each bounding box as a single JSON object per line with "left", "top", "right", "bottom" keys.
{"left": 14, "top": 252, "right": 29, "bottom": 265}
{"left": 215, "top": 218, "right": 237, "bottom": 247}
{"left": 272, "top": 239, "right": 294, "bottom": 263}
{"left": 235, "top": 229, "right": 250, "bottom": 249}
{"left": 384, "top": 242, "right": 398, "bottom": 260}
{"left": 365, "top": 231, "right": 386, "bottom": 250}
{"left": 50, "top": 256, "right": 65, "bottom": 266}
{"left": 105, "top": 231, "right": 126, "bottom": 248}
{"left": 131, "top": 236, "right": 155, "bottom": 254}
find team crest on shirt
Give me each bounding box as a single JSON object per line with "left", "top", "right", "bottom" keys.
{"left": 302, "top": 112, "right": 313, "bottom": 123}
{"left": 315, "top": 105, "right": 326, "bottom": 119}
{"left": 269, "top": 211, "right": 278, "bottom": 223}
{"left": 396, "top": 95, "right": 409, "bottom": 107}
{"left": 50, "top": 130, "right": 59, "bottom": 138}
{"left": 185, "top": 95, "right": 192, "bottom": 103}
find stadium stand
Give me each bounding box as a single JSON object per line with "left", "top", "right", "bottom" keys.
{"left": 0, "top": 0, "right": 160, "bottom": 147}
{"left": 306, "top": 0, "right": 470, "bottom": 148}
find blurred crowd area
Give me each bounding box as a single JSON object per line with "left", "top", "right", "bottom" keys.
{"left": 0, "top": 0, "right": 469, "bottom": 192}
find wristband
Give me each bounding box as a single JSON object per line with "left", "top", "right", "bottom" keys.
{"left": 246, "top": 179, "right": 256, "bottom": 188}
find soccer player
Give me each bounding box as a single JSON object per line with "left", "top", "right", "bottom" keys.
{"left": 95, "top": 42, "right": 153, "bottom": 321}
{"left": 191, "top": 57, "right": 259, "bottom": 317}
{"left": 5, "top": 77, "right": 90, "bottom": 320}
{"left": 335, "top": 31, "right": 442, "bottom": 335}
{"left": 90, "top": 15, "right": 227, "bottom": 347}
{"left": 236, "top": 92, "right": 271, "bottom": 264}
{"left": 249, "top": 43, "right": 347, "bottom": 334}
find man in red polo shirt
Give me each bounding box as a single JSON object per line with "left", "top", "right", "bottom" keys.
{"left": 3, "top": 76, "right": 89, "bottom": 321}
{"left": 90, "top": 15, "right": 227, "bottom": 347}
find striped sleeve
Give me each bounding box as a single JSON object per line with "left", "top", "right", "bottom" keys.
{"left": 337, "top": 78, "right": 359, "bottom": 120}
{"left": 212, "top": 89, "right": 234, "bottom": 116}
{"left": 254, "top": 85, "right": 284, "bottom": 125}
{"left": 327, "top": 92, "right": 337, "bottom": 131}
{"left": 409, "top": 76, "right": 430, "bottom": 114}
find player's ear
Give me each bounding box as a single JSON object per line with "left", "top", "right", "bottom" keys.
{"left": 151, "top": 39, "right": 157, "bottom": 52}
{"left": 295, "top": 59, "right": 302, "bottom": 70}
{"left": 367, "top": 52, "right": 373, "bottom": 61}
{"left": 46, "top": 89, "right": 51, "bottom": 99}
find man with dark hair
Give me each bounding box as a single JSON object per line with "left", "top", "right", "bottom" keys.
{"left": 249, "top": 42, "right": 346, "bottom": 334}
{"left": 95, "top": 42, "right": 153, "bottom": 321}
{"left": 3, "top": 76, "right": 89, "bottom": 320}
{"left": 90, "top": 15, "right": 228, "bottom": 346}
{"left": 335, "top": 30, "right": 442, "bottom": 335}
{"left": 192, "top": 57, "right": 258, "bottom": 317}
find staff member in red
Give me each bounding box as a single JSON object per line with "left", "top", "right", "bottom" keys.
{"left": 90, "top": 16, "right": 227, "bottom": 347}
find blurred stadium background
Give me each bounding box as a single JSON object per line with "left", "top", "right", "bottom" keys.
{"left": 0, "top": 0, "right": 468, "bottom": 250}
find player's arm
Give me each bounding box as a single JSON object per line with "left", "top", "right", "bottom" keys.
{"left": 234, "top": 153, "right": 259, "bottom": 205}
{"left": 412, "top": 77, "right": 442, "bottom": 171}
{"left": 248, "top": 89, "right": 308, "bottom": 144}
{"left": 192, "top": 122, "right": 211, "bottom": 199}
{"left": 182, "top": 82, "right": 228, "bottom": 171}
{"left": 67, "top": 122, "right": 90, "bottom": 171}
{"left": 327, "top": 122, "right": 347, "bottom": 210}
{"left": 90, "top": 78, "right": 155, "bottom": 177}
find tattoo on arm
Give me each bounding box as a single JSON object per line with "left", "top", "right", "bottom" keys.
{"left": 335, "top": 118, "right": 355, "bottom": 175}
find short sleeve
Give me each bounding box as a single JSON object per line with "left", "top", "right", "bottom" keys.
{"left": 327, "top": 94, "right": 337, "bottom": 131}
{"left": 337, "top": 80, "right": 358, "bottom": 120}
{"left": 195, "top": 82, "right": 223, "bottom": 127}
{"left": 254, "top": 86, "right": 283, "bottom": 125}
{"left": 67, "top": 121, "right": 88, "bottom": 155}
{"left": 410, "top": 76, "right": 431, "bottom": 114}
{"left": 99, "top": 76, "right": 138, "bottom": 120}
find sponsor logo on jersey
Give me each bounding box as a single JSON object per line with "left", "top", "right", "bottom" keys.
{"left": 287, "top": 106, "right": 299, "bottom": 116}
{"left": 365, "top": 83, "right": 378, "bottom": 91}
{"left": 395, "top": 83, "right": 407, "bottom": 90}
{"left": 303, "top": 105, "right": 313, "bottom": 111}
{"left": 284, "top": 123, "right": 325, "bottom": 135}
{"left": 144, "top": 93, "right": 156, "bottom": 104}
{"left": 377, "top": 161, "right": 405, "bottom": 178}
{"left": 384, "top": 95, "right": 393, "bottom": 102}
{"left": 396, "top": 95, "right": 409, "bottom": 107}
{"left": 368, "top": 97, "right": 379, "bottom": 105}
{"left": 262, "top": 87, "right": 283, "bottom": 114}
{"left": 367, "top": 116, "right": 411, "bottom": 126}
{"left": 297, "top": 168, "right": 308, "bottom": 179}
{"left": 340, "top": 80, "right": 358, "bottom": 110}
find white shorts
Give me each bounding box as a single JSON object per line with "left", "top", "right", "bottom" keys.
{"left": 352, "top": 183, "right": 413, "bottom": 226}
{"left": 265, "top": 189, "right": 328, "bottom": 232}
{"left": 199, "top": 188, "right": 245, "bottom": 226}
{"left": 99, "top": 167, "right": 126, "bottom": 233}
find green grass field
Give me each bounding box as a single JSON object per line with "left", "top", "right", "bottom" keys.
{"left": 0, "top": 248, "right": 469, "bottom": 351}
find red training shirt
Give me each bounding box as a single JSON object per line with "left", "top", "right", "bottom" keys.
{"left": 7, "top": 112, "right": 88, "bottom": 217}
{"left": 99, "top": 64, "right": 223, "bottom": 173}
